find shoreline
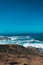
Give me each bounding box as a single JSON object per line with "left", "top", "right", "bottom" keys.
{"left": 0, "top": 44, "right": 43, "bottom": 65}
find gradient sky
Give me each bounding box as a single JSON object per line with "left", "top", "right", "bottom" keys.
{"left": 0, "top": 0, "right": 43, "bottom": 33}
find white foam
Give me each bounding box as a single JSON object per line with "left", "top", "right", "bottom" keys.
{"left": 0, "top": 42, "right": 8, "bottom": 44}
{"left": 8, "top": 36, "right": 17, "bottom": 40}
{"left": 23, "top": 43, "right": 43, "bottom": 48}
{"left": 26, "top": 39, "right": 35, "bottom": 42}
{"left": 0, "top": 36, "right": 43, "bottom": 49}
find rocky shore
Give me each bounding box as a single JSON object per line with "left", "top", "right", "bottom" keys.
{"left": 0, "top": 44, "right": 43, "bottom": 65}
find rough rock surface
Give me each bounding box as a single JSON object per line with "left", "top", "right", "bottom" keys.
{"left": 0, "top": 44, "right": 43, "bottom": 65}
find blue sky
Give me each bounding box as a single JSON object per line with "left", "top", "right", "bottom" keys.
{"left": 0, "top": 0, "right": 43, "bottom": 33}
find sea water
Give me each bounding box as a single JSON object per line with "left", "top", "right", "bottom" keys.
{"left": 0, "top": 33, "right": 43, "bottom": 48}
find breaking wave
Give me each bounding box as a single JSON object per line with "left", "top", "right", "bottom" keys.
{"left": 0, "top": 35, "right": 43, "bottom": 48}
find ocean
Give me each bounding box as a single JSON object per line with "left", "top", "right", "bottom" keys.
{"left": 0, "top": 33, "right": 43, "bottom": 48}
